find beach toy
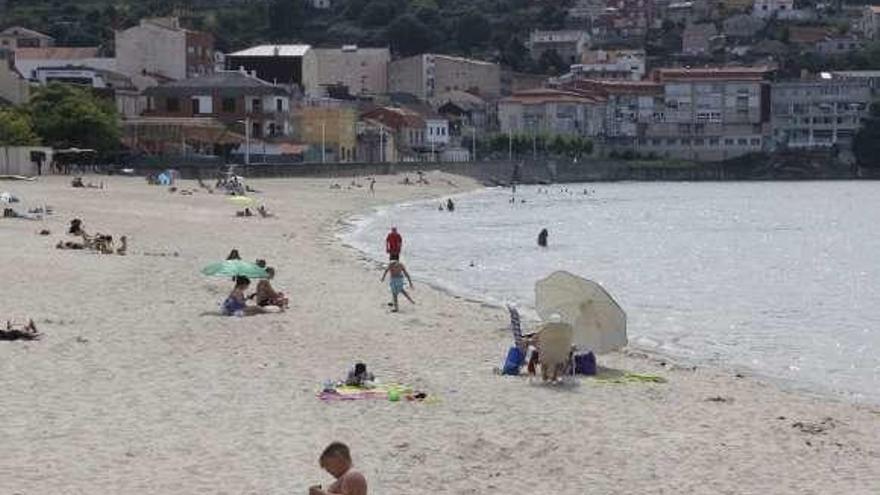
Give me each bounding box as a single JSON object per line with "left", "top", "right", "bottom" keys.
{"left": 387, "top": 389, "right": 400, "bottom": 402}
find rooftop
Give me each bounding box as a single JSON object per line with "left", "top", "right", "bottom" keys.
{"left": 0, "top": 26, "right": 54, "bottom": 40}
{"left": 502, "top": 88, "right": 606, "bottom": 104}
{"left": 652, "top": 67, "right": 773, "bottom": 82}
{"left": 143, "top": 70, "right": 290, "bottom": 96}
{"left": 228, "top": 45, "right": 311, "bottom": 58}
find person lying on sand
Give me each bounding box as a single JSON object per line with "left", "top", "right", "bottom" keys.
{"left": 309, "top": 442, "right": 367, "bottom": 495}
{"left": 251, "top": 267, "right": 288, "bottom": 309}
{"left": 1, "top": 319, "right": 40, "bottom": 341}
{"left": 257, "top": 205, "right": 274, "bottom": 218}
{"left": 380, "top": 260, "right": 414, "bottom": 313}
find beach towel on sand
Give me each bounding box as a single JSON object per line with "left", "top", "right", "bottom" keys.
{"left": 318, "top": 383, "right": 413, "bottom": 401}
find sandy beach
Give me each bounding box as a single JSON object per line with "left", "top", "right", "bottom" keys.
{"left": 1, "top": 173, "right": 879, "bottom": 494}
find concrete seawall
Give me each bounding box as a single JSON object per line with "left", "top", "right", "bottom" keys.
{"left": 137, "top": 157, "right": 864, "bottom": 184}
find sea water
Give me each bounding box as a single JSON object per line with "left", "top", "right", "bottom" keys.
{"left": 344, "top": 181, "right": 880, "bottom": 403}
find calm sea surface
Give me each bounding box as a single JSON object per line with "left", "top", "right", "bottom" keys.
{"left": 345, "top": 181, "right": 880, "bottom": 403}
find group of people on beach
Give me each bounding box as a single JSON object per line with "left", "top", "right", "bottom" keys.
{"left": 56, "top": 218, "right": 127, "bottom": 255}
{"left": 221, "top": 249, "right": 289, "bottom": 316}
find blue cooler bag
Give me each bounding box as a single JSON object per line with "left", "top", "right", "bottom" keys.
{"left": 502, "top": 346, "right": 524, "bottom": 375}
{"left": 574, "top": 351, "right": 597, "bottom": 375}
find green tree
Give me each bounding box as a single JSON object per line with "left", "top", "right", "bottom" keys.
{"left": 537, "top": 49, "right": 566, "bottom": 75}
{"left": 853, "top": 102, "right": 880, "bottom": 168}
{"left": 455, "top": 11, "right": 491, "bottom": 53}
{"left": 268, "top": 0, "right": 305, "bottom": 38}
{"left": 386, "top": 14, "right": 433, "bottom": 56}
{"left": 0, "top": 108, "right": 40, "bottom": 146}
{"left": 26, "top": 83, "right": 120, "bottom": 152}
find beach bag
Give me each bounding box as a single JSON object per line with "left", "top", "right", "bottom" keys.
{"left": 502, "top": 346, "right": 524, "bottom": 375}
{"left": 574, "top": 352, "right": 597, "bottom": 375}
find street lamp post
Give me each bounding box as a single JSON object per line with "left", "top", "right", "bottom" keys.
{"left": 321, "top": 121, "right": 326, "bottom": 164}
{"left": 237, "top": 117, "right": 251, "bottom": 165}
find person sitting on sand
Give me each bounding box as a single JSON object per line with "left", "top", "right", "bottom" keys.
{"left": 71, "top": 177, "right": 84, "bottom": 188}
{"left": 380, "top": 260, "right": 414, "bottom": 313}
{"left": 227, "top": 249, "right": 241, "bottom": 260}
{"left": 69, "top": 218, "right": 84, "bottom": 236}
{"left": 344, "top": 362, "right": 375, "bottom": 388}
{"left": 116, "top": 236, "right": 128, "bottom": 256}
{"left": 251, "top": 267, "right": 288, "bottom": 309}
{"left": 221, "top": 277, "right": 250, "bottom": 316}
{"left": 309, "top": 442, "right": 368, "bottom": 495}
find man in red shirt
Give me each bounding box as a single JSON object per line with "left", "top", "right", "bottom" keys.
{"left": 385, "top": 227, "right": 402, "bottom": 260}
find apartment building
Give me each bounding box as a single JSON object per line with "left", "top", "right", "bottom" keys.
{"left": 771, "top": 78, "right": 871, "bottom": 150}
{"left": 144, "top": 70, "right": 293, "bottom": 139}
{"left": 752, "top": 0, "right": 794, "bottom": 19}
{"left": 528, "top": 30, "right": 590, "bottom": 65}
{"left": 226, "top": 44, "right": 311, "bottom": 89}
{"left": 302, "top": 45, "right": 389, "bottom": 97}
{"left": 0, "top": 26, "right": 54, "bottom": 50}
{"left": 498, "top": 88, "right": 606, "bottom": 138}
{"left": 0, "top": 48, "right": 29, "bottom": 105}
{"left": 568, "top": 49, "right": 646, "bottom": 81}
{"left": 388, "top": 54, "right": 501, "bottom": 100}
{"left": 116, "top": 17, "right": 214, "bottom": 81}
{"left": 294, "top": 100, "right": 358, "bottom": 162}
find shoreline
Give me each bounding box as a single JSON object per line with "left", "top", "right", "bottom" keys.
{"left": 337, "top": 183, "right": 879, "bottom": 408}
{"left": 2, "top": 173, "right": 878, "bottom": 494}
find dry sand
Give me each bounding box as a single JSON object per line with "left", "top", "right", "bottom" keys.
{"left": 1, "top": 173, "right": 879, "bottom": 494}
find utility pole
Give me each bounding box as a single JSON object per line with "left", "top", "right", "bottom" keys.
{"left": 321, "top": 121, "right": 326, "bottom": 164}
{"left": 508, "top": 130, "right": 512, "bottom": 162}
{"left": 379, "top": 126, "right": 384, "bottom": 163}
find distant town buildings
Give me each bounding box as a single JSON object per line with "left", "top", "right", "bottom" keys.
{"left": 303, "top": 46, "right": 389, "bottom": 98}
{"left": 752, "top": 0, "right": 794, "bottom": 19}
{"left": 226, "top": 44, "right": 310, "bottom": 88}
{"left": 0, "top": 26, "right": 53, "bottom": 50}
{"left": 528, "top": 30, "right": 590, "bottom": 65}
{"left": 115, "top": 17, "right": 214, "bottom": 81}
{"left": 388, "top": 54, "right": 501, "bottom": 100}
{"left": 294, "top": 101, "right": 358, "bottom": 162}
{"left": 498, "top": 88, "right": 605, "bottom": 138}
{"left": 144, "top": 70, "right": 293, "bottom": 140}
{"left": 0, "top": 49, "right": 29, "bottom": 105}
{"left": 771, "top": 77, "right": 871, "bottom": 150}
{"left": 682, "top": 23, "right": 719, "bottom": 55}
{"left": 862, "top": 6, "right": 880, "bottom": 41}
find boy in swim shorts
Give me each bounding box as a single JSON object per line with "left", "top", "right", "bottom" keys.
{"left": 380, "top": 260, "right": 414, "bottom": 312}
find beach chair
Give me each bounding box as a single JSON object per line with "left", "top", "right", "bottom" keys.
{"left": 536, "top": 322, "right": 575, "bottom": 383}
{"left": 507, "top": 304, "right": 536, "bottom": 353}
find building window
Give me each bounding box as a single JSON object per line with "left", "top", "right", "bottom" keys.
{"left": 252, "top": 122, "right": 261, "bottom": 138}
{"left": 191, "top": 98, "right": 201, "bottom": 114}
{"left": 252, "top": 98, "right": 262, "bottom": 113}
{"left": 737, "top": 138, "right": 748, "bottom": 146}
{"left": 724, "top": 138, "right": 734, "bottom": 146}
{"left": 709, "top": 137, "right": 719, "bottom": 146}
{"left": 222, "top": 98, "right": 236, "bottom": 113}
{"left": 167, "top": 97, "right": 180, "bottom": 112}
{"left": 750, "top": 138, "right": 761, "bottom": 146}
{"left": 276, "top": 98, "right": 283, "bottom": 112}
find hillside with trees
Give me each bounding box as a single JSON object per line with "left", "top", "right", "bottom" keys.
{"left": 1, "top": 0, "right": 573, "bottom": 71}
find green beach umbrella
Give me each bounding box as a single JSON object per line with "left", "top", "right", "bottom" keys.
{"left": 201, "top": 260, "right": 269, "bottom": 279}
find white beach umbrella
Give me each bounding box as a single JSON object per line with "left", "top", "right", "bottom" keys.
{"left": 535, "top": 271, "right": 627, "bottom": 354}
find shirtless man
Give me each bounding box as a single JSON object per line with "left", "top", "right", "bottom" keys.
{"left": 309, "top": 442, "right": 367, "bottom": 495}
{"left": 380, "top": 260, "right": 414, "bottom": 313}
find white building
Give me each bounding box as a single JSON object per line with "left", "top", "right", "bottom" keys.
{"left": 753, "top": 0, "right": 794, "bottom": 19}
{"left": 425, "top": 118, "right": 450, "bottom": 147}
{"left": 569, "top": 49, "right": 645, "bottom": 81}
